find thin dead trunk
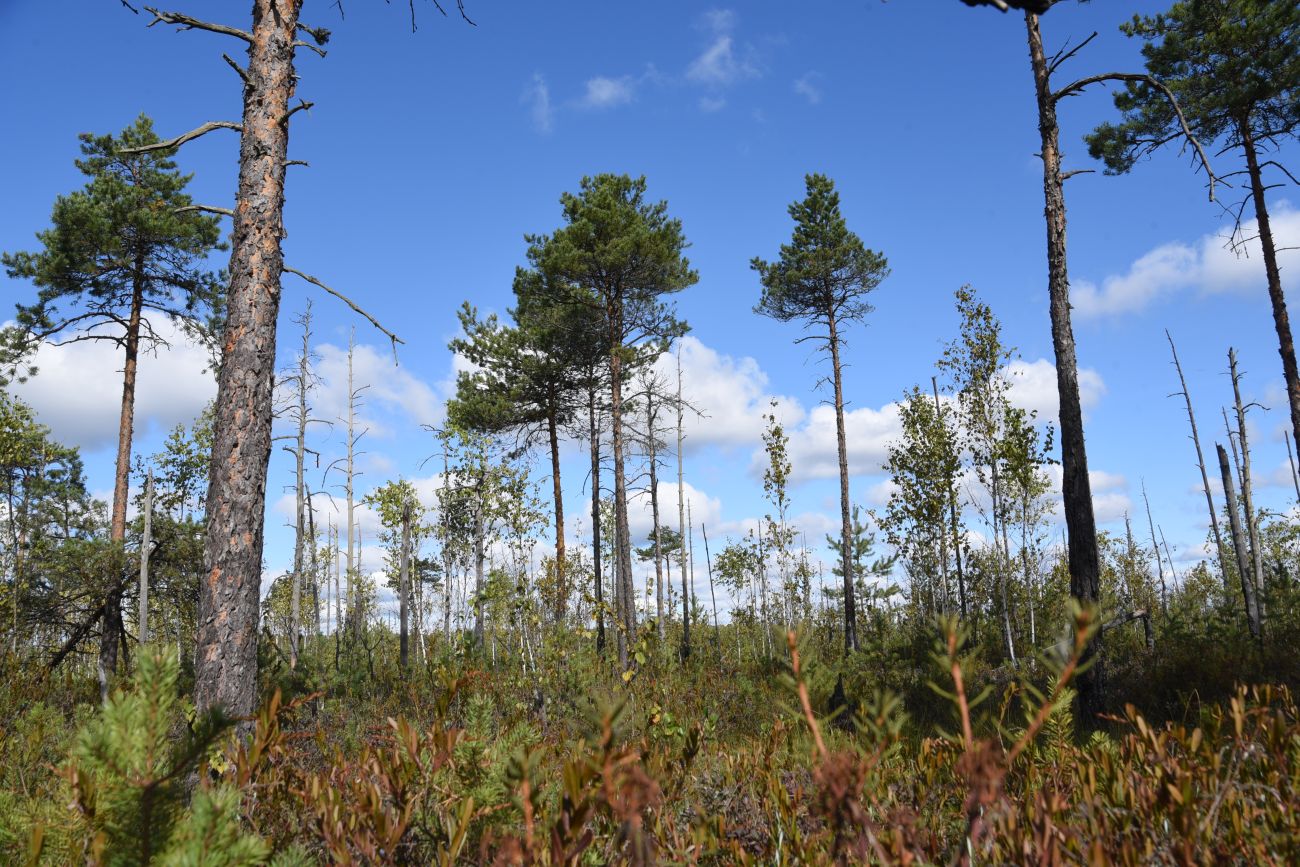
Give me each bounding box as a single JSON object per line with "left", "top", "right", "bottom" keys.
{"left": 588, "top": 384, "right": 605, "bottom": 657}
{"left": 196, "top": 0, "right": 299, "bottom": 719}
{"left": 1217, "top": 443, "right": 1261, "bottom": 638}
{"left": 1286, "top": 432, "right": 1300, "bottom": 504}
{"left": 646, "top": 388, "right": 665, "bottom": 642}
{"left": 399, "top": 498, "right": 410, "bottom": 671}
{"left": 1229, "top": 348, "right": 1266, "bottom": 616}
{"left": 1141, "top": 480, "right": 1167, "bottom": 614}
{"left": 702, "top": 523, "right": 720, "bottom": 659}
{"left": 137, "top": 471, "right": 154, "bottom": 645}
{"left": 1026, "top": 10, "right": 1103, "bottom": 719}
{"left": 546, "top": 400, "right": 566, "bottom": 621}
{"left": 827, "top": 310, "right": 857, "bottom": 654}
{"left": 1166, "top": 331, "right": 1228, "bottom": 577}
{"left": 933, "top": 377, "right": 967, "bottom": 619}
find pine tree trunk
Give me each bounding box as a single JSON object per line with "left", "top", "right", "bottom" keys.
{"left": 826, "top": 310, "right": 858, "bottom": 654}
{"left": 547, "top": 401, "right": 566, "bottom": 621}
{"left": 1026, "top": 10, "right": 1103, "bottom": 720}
{"left": 589, "top": 385, "right": 605, "bottom": 657}
{"left": 1241, "top": 120, "right": 1300, "bottom": 467}
{"left": 608, "top": 305, "right": 634, "bottom": 670}
{"left": 196, "top": 0, "right": 299, "bottom": 719}
{"left": 101, "top": 266, "right": 146, "bottom": 686}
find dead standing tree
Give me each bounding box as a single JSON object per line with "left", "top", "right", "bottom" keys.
{"left": 122, "top": 1, "right": 456, "bottom": 719}
{"left": 1022, "top": 6, "right": 1215, "bottom": 721}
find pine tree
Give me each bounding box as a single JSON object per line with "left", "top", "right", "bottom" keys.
{"left": 3, "top": 115, "right": 223, "bottom": 683}
{"left": 752, "top": 173, "right": 889, "bottom": 654}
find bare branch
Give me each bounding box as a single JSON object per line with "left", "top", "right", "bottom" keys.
{"left": 119, "top": 120, "right": 242, "bottom": 154}
{"left": 1048, "top": 31, "right": 1097, "bottom": 76}
{"left": 286, "top": 159, "right": 311, "bottom": 168}
{"left": 283, "top": 266, "right": 405, "bottom": 357}
{"left": 221, "top": 53, "right": 249, "bottom": 84}
{"left": 1054, "top": 72, "right": 1218, "bottom": 201}
{"left": 120, "top": 1, "right": 140, "bottom": 13}
{"left": 144, "top": 7, "right": 252, "bottom": 43}
{"left": 1061, "top": 168, "right": 1096, "bottom": 181}
{"left": 174, "top": 204, "right": 234, "bottom": 218}
{"left": 1261, "top": 160, "right": 1300, "bottom": 186}
{"left": 293, "top": 40, "right": 328, "bottom": 58}
{"left": 285, "top": 100, "right": 315, "bottom": 123}
{"left": 297, "top": 22, "right": 332, "bottom": 44}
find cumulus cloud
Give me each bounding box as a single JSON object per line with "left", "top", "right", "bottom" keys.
{"left": 579, "top": 75, "right": 635, "bottom": 109}
{"left": 1074, "top": 203, "right": 1300, "bottom": 319}
{"left": 651, "top": 336, "right": 804, "bottom": 453}
{"left": 522, "top": 73, "right": 553, "bottom": 134}
{"left": 782, "top": 402, "right": 904, "bottom": 483}
{"left": 793, "top": 71, "right": 823, "bottom": 104}
{"left": 11, "top": 317, "right": 215, "bottom": 453}
{"left": 686, "top": 8, "right": 760, "bottom": 96}
{"left": 312, "top": 339, "right": 443, "bottom": 438}
{"left": 1003, "top": 358, "right": 1106, "bottom": 421}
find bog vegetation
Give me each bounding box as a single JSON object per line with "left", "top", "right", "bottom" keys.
{"left": 2, "top": 0, "right": 1299, "bottom": 864}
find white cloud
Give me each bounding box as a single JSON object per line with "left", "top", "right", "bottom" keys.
{"left": 312, "top": 339, "right": 443, "bottom": 438}
{"left": 12, "top": 318, "right": 215, "bottom": 452}
{"left": 653, "top": 336, "right": 805, "bottom": 452}
{"left": 1003, "top": 357, "right": 1106, "bottom": 421}
{"left": 522, "top": 73, "right": 553, "bottom": 134}
{"left": 579, "top": 75, "right": 635, "bottom": 109}
{"left": 686, "top": 8, "right": 760, "bottom": 92}
{"left": 793, "top": 71, "right": 823, "bottom": 104}
{"left": 1074, "top": 203, "right": 1300, "bottom": 319}
{"left": 782, "top": 402, "right": 903, "bottom": 483}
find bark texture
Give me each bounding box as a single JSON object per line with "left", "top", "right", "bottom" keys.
{"left": 827, "top": 312, "right": 858, "bottom": 654}
{"left": 1026, "top": 11, "right": 1103, "bottom": 718}
{"left": 195, "top": 0, "right": 300, "bottom": 719}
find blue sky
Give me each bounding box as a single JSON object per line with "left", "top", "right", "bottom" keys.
{"left": 2, "top": 1, "right": 1297, "bottom": 616}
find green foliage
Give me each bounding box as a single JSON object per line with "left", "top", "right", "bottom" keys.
{"left": 61, "top": 646, "right": 276, "bottom": 866}
{"left": 1, "top": 114, "right": 226, "bottom": 381}
{"left": 752, "top": 173, "right": 889, "bottom": 330}
{"left": 1087, "top": 0, "right": 1300, "bottom": 174}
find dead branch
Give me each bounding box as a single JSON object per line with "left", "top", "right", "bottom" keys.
{"left": 1048, "top": 31, "right": 1097, "bottom": 76}
{"left": 286, "top": 159, "right": 311, "bottom": 168}
{"left": 285, "top": 100, "right": 315, "bottom": 122}
{"left": 293, "top": 40, "right": 328, "bottom": 58}
{"left": 283, "top": 266, "right": 405, "bottom": 355}
{"left": 1053, "top": 72, "right": 1218, "bottom": 201}
{"left": 174, "top": 204, "right": 234, "bottom": 218}
{"left": 119, "top": 120, "right": 242, "bottom": 154}
{"left": 144, "top": 7, "right": 252, "bottom": 43}
{"left": 221, "top": 53, "right": 249, "bottom": 84}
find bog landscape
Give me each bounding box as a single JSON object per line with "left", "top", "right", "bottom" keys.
{"left": 1, "top": 0, "right": 1299, "bottom": 863}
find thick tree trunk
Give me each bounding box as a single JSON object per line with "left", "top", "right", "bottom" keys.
{"left": 1218, "top": 443, "right": 1261, "bottom": 638}
{"left": 588, "top": 386, "right": 605, "bottom": 657}
{"left": 826, "top": 310, "right": 857, "bottom": 654}
{"left": 1167, "top": 331, "right": 1228, "bottom": 579}
{"left": 1242, "top": 120, "right": 1300, "bottom": 467}
{"left": 195, "top": 0, "right": 299, "bottom": 719}
{"left": 1026, "top": 11, "right": 1103, "bottom": 719}
{"left": 546, "top": 401, "right": 566, "bottom": 621}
